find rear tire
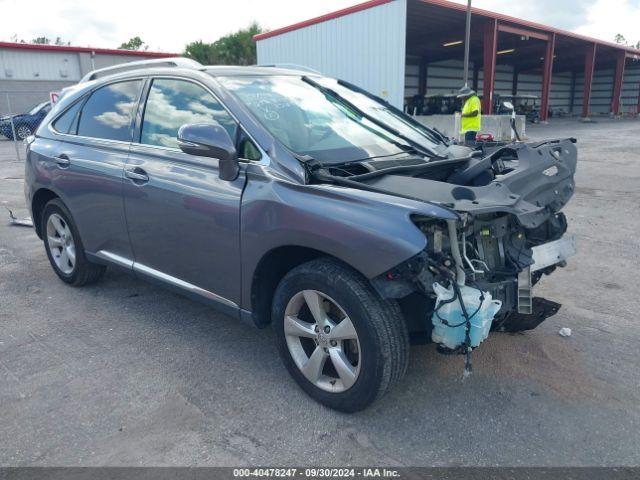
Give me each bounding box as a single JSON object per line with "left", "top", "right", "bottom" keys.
{"left": 272, "top": 258, "right": 409, "bottom": 412}
{"left": 42, "top": 199, "right": 106, "bottom": 286}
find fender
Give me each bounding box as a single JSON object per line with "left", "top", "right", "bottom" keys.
{"left": 239, "top": 167, "right": 457, "bottom": 311}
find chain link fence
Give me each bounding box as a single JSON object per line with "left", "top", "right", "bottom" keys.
{"left": 1, "top": 91, "right": 54, "bottom": 161}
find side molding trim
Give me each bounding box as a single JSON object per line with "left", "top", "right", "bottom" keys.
{"left": 95, "top": 249, "right": 239, "bottom": 310}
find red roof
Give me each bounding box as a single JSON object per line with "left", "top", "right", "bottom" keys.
{"left": 253, "top": 0, "right": 640, "bottom": 57}
{"left": 0, "top": 41, "right": 178, "bottom": 58}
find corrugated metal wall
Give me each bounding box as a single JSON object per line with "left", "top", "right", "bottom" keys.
{"left": 0, "top": 49, "right": 82, "bottom": 81}
{"left": 571, "top": 63, "right": 640, "bottom": 115}
{"left": 406, "top": 55, "right": 640, "bottom": 116}
{"left": 256, "top": 0, "right": 407, "bottom": 108}
{"left": 621, "top": 63, "right": 640, "bottom": 115}
{"left": 0, "top": 48, "right": 166, "bottom": 114}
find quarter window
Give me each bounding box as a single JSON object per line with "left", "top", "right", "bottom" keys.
{"left": 140, "top": 78, "right": 237, "bottom": 149}
{"left": 52, "top": 100, "right": 83, "bottom": 135}
{"left": 77, "top": 80, "right": 142, "bottom": 142}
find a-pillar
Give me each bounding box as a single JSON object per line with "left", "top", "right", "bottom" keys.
{"left": 540, "top": 33, "right": 556, "bottom": 122}
{"left": 482, "top": 19, "right": 498, "bottom": 114}
{"left": 582, "top": 43, "right": 597, "bottom": 118}
{"left": 611, "top": 51, "right": 626, "bottom": 116}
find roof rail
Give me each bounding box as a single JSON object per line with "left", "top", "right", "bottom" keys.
{"left": 80, "top": 57, "right": 202, "bottom": 83}
{"left": 258, "top": 63, "right": 321, "bottom": 74}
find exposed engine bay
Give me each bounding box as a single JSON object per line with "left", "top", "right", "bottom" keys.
{"left": 308, "top": 138, "right": 578, "bottom": 373}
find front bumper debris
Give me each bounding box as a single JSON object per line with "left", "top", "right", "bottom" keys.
{"left": 530, "top": 235, "right": 577, "bottom": 272}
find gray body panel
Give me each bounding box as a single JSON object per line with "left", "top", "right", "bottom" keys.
{"left": 366, "top": 141, "right": 577, "bottom": 229}
{"left": 27, "top": 136, "right": 133, "bottom": 260}
{"left": 239, "top": 165, "right": 456, "bottom": 311}
{"left": 124, "top": 144, "right": 245, "bottom": 304}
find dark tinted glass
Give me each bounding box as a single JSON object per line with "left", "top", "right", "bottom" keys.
{"left": 52, "top": 100, "right": 83, "bottom": 134}
{"left": 77, "top": 80, "right": 142, "bottom": 141}
{"left": 140, "top": 79, "right": 237, "bottom": 149}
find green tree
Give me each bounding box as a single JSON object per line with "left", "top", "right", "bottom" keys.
{"left": 184, "top": 22, "right": 263, "bottom": 65}
{"left": 614, "top": 33, "right": 626, "bottom": 44}
{"left": 119, "top": 36, "right": 148, "bottom": 51}
{"left": 614, "top": 33, "right": 640, "bottom": 49}
{"left": 32, "top": 36, "right": 51, "bottom": 44}
{"left": 23, "top": 36, "right": 69, "bottom": 45}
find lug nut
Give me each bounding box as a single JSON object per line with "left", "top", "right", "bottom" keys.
{"left": 314, "top": 325, "right": 320, "bottom": 333}
{"left": 330, "top": 340, "right": 337, "bottom": 347}
{"left": 324, "top": 326, "right": 330, "bottom": 333}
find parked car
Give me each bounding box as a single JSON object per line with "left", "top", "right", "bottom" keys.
{"left": 0, "top": 101, "right": 51, "bottom": 140}
{"left": 24, "top": 59, "right": 577, "bottom": 411}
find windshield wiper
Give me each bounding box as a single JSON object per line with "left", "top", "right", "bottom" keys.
{"left": 302, "top": 76, "right": 443, "bottom": 159}
{"left": 336, "top": 79, "right": 448, "bottom": 145}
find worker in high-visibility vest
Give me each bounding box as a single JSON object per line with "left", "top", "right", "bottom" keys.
{"left": 457, "top": 86, "right": 481, "bottom": 145}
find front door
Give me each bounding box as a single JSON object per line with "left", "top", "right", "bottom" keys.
{"left": 122, "top": 78, "right": 245, "bottom": 306}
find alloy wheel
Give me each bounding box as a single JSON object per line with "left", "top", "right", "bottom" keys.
{"left": 46, "top": 213, "right": 76, "bottom": 274}
{"left": 284, "top": 290, "right": 361, "bottom": 393}
{"left": 17, "top": 125, "right": 32, "bottom": 140}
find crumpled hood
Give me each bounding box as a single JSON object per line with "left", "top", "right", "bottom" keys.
{"left": 363, "top": 139, "right": 577, "bottom": 229}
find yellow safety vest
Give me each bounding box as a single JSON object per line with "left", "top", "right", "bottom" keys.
{"left": 460, "top": 95, "right": 482, "bottom": 133}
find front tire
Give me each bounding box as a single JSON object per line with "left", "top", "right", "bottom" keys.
{"left": 272, "top": 258, "right": 409, "bottom": 412}
{"left": 42, "top": 199, "right": 106, "bottom": 286}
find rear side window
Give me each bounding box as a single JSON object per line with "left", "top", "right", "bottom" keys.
{"left": 52, "top": 100, "right": 83, "bottom": 135}
{"left": 77, "top": 80, "right": 142, "bottom": 141}
{"left": 140, "top": 78, "right": 237, "bottom": 149}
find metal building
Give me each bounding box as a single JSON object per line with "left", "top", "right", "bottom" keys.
{"left": 255, "top": 0, "right": 640, "bottom": 120}
{"left": 0, "top": 42, "right": 175, "bottom": 114}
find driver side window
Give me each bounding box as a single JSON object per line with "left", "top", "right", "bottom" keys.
{"left": 140, "top": 78, "right": 238, "bottom": 150}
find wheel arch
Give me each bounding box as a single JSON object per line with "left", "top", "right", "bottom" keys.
{"left": 249, "top": 245, "right": 371, "bottom": 328}
{"left": 31, "top": 188, "right": 60, "bottom": 238}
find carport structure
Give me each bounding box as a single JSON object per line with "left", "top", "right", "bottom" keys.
{"left": 408, "top": 0, "right": 640, "bottom": 120}
{"left": 255, "top": 0, "right": 640, "bottom": 119}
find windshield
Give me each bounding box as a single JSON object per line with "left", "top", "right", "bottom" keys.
{"left": 218, "top": 75, "right": 441, "bottom": 164}
{"left": 315, "top": 78, "right": 445, "bottom": 150}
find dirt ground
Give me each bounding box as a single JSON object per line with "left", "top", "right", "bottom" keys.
{"left": 1, "top": 118, "right": 639, "bottom": 466}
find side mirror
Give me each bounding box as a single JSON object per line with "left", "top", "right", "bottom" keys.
{"left": 502, "top": 101, "right": 515, "bottom": 111}
{"left": 177, "top": 123, "right": 239, "bottom": 181}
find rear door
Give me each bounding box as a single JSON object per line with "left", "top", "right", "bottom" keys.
{"left": 45, "top": 79, "right": 143, "bottom": 263}
{"left": 123, "top": 77, "right": 246, "bottom": 306}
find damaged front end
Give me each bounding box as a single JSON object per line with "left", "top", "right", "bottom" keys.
{"left": 361, "top": 139, "right": 578, "bottom": 372}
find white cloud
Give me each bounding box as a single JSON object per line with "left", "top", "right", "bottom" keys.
{"left": 574, "top": 0, "right": 640, "bottom": 46}
{"left": 0, "top": 0, "right": 637, "bottom": 52}
{"left": 0, "top": 0, "right": 366, "bottom": 52}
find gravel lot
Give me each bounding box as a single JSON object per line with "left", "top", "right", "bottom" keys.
{"left": 1, "top": 118, "right": 639, "bottom": 466}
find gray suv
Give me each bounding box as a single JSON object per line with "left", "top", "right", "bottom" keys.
{"left": 25, "top": 58, "right": 577, "bottom": 411}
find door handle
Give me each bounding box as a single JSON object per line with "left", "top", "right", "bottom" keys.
{"left": 53, "top": 154, "right": 70, "bottom": 167}
{"left": 124, "top": 167, "right": 149, "bottom": 184}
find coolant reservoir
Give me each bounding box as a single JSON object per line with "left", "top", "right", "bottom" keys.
{"left": 431, "top": 282, "right": 502, "bottom": 350}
